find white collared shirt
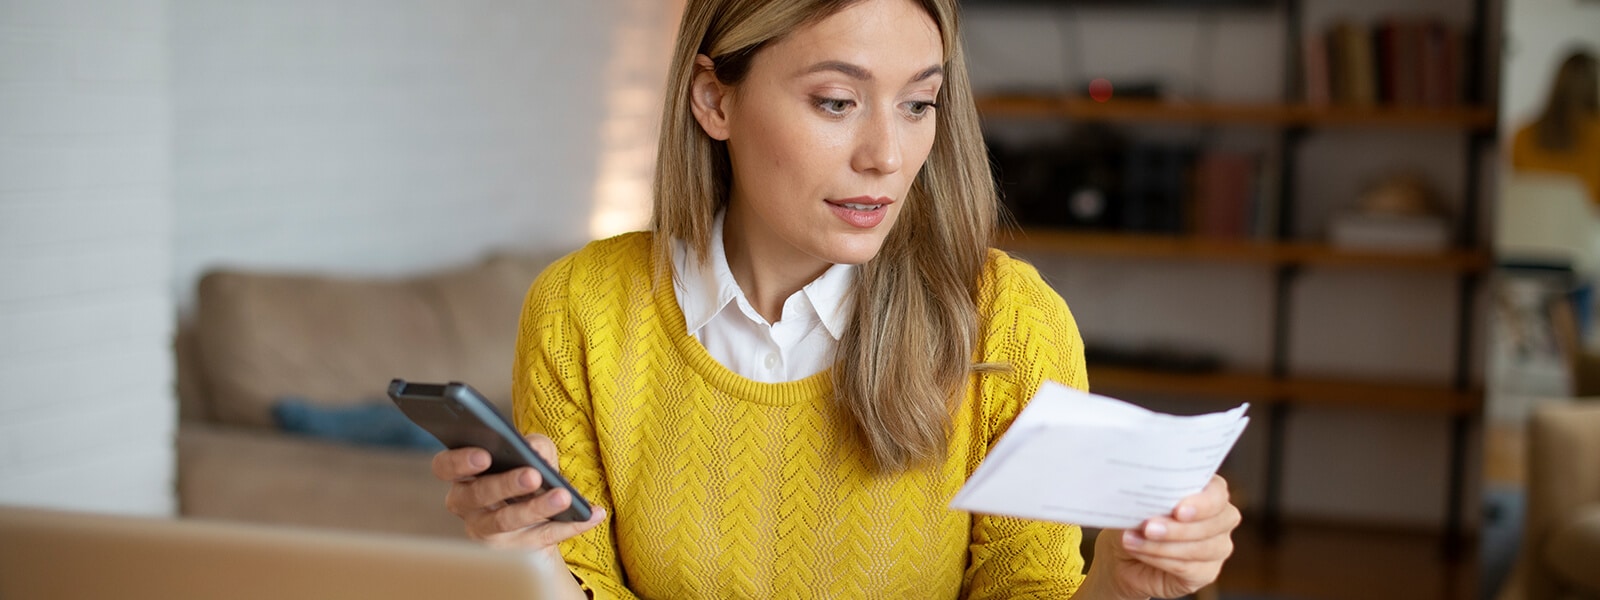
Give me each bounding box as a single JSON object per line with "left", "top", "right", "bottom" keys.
{"left": 671, "top": 213, "right": 854, "bottom": 383}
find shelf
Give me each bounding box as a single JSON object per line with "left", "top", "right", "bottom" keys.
{"left": 975, "top": 95, "right": 1498, "bottom": 130}
{"left": 1089, "top": 366, "right": 1282, "bottom": 402}
{"left": 1088, "top": 365, "right": 1481, "bottom": 415}
{"left": 1000, "top": 229, "right": 1492, "bottom": 273}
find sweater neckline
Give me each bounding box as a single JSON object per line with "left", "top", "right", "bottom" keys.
{"left": 650, "top": 245, "right": 834, "bottom": 406}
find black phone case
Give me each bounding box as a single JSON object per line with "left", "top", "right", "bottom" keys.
{"left": 386, "top": 379, "right": 593, "bottom": 522}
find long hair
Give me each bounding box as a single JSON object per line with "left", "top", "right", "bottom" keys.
{"left": 651, "top": 0, "right": 999, "bottom": 472}
{"left": 1535, "top": 50, "right": 1599, "bottom": 151}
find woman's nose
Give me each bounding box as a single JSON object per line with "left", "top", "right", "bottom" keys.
{"left": 851, "top": 107, "right": 902, "bottom": 175}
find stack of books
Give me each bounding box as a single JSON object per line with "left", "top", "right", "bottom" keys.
{"left": 1302, "top": 16, "right": 1466, "bottom": 109}
{"left": 1117, "top": 147, "right": 1281, "bottom": 240}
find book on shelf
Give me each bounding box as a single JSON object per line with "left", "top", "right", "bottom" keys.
{"left": 1190, "top": 149, "right": 1284, "bottom": 241}
{"left": 1305, "top": 16, "right": 1465, "bottom": 109}
{"left": 1192, "top": 152, "right": 1256, "bottom": 239}
{"left": 1338, "top": 20, "right": 1379, "bottom": 107}
{"left": 1250, "top": 151, "right": 1282, "bottom": 239}
{"left": 996, "top": 141, "right": 1279, "bottom": 242}
{"left": 1115, "top": 147, "right": 1277, "bottom": 241}
{"left": 1302, "top": 32, "right": 1332, "bottom": 107}
{"left": 1426, "top": 21, "right": 1464, "bottom": 108}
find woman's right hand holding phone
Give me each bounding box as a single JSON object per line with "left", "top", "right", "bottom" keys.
{"left": 430, "top": 432, "right": 607, "bottom": 564}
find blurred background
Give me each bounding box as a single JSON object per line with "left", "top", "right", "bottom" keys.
{"left": 1, "top": 0, "right": 1596, "bottom": 599}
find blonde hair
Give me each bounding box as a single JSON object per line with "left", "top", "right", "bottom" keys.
{"left": 652, "top": 0, "right": 999, "bottom": 472}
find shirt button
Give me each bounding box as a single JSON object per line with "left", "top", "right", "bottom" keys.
{"left": 764, "top": 353, "right": 779, "bottom": 370}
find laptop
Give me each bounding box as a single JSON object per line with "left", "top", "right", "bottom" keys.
{"left": 0, "top": 505, "right": 568, "bottom": 599}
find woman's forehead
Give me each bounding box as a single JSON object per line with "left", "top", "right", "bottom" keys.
{"left": 755, "top": 0, "right": 943, "bottom": 79}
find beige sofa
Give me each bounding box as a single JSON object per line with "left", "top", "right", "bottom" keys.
{"left": 175, "top": 252, "right": 562, "bottom": 538}
{"left": 1499, "top": 401, "right": 1600, "bottom": 600}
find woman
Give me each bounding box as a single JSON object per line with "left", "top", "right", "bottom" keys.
{"left": 1511, "top": 49, "right": 1600, "bottom": 204}
{"left": 432, "top": 0, "right": 1239, "bottom": 597}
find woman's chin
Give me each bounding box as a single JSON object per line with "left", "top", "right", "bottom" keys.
{"left": 815, "top": 236, "right": 890, "bottom": 266}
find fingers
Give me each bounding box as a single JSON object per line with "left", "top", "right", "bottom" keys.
{"left": 467, "top": 486, "right": 566, "bottom": 539}
{"left": 1140, "top": 500, "right": 1242, "bottom": 548}
{"left": 479, "top": 506, "right": 609, "bottom": 550}
{"left": 1118, "top": 537, "right": 1228, "bottom": 585}
{"left": 431, "top": 447, "right": 491, "bottom": 482}
{"left": 437, "top": 435, "right": 564, "bottom": 516}
{"left": 447, "top": 467, "right": 545, "bottom": 517}
{"left": 525, "top": 433, "right": 559, "bottom": 465}
{"left": 1115, "top": 475, "right": 1241, "bottom": 570}
{"left": 437, "top": 434, "right": 597, "bottom": 550}
{"left": 465, "top": 486, "right": 600, "bottom": 542}
{"left": 1121, "top": 521, "right": 1235, "bottom": 562}
{"left": 1171, "top": 475, "right": 1231, "bottom": 522}
{"left": 432, "top": 435, "right": 558, "bottom": 484}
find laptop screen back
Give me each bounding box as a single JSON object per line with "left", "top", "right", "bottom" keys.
{"left": 0, "top": 506, "right": 566, "bottom": 600}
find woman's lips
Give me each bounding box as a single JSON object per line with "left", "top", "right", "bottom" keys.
{"left": 826, "top": 196, "right": 893, "bottom": 229}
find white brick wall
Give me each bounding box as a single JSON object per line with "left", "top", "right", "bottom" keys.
{"left": 171, "top": 0, "right": 633, "bottom": 308}
{"left": 1502, "top": 0, "right": 1600, "bottom": 129}
{"left": 0, "top": 0, "right": 676, "bottom": 516}
{"left": 0, "top": 0, "right": 176, "bottom": 515}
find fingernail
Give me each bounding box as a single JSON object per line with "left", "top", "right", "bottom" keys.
{"left": 518, "top": 470, "right": 536, "bottom": 490}
{"left": 1145, "top": 521, "right": 1168, "bottom": 540}
{"left": 1178, "top": 504, "right": 1197, "bottom": 520}
{"left": 469, "top": 452, "right": 489, "bottom": 469}
{"left": 1123, "top": 530, "right": 1144, "bottom": 548}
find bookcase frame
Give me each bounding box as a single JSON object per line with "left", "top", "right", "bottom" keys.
{"left": 976, "top": 0, "right": 1497, "bottom": 558}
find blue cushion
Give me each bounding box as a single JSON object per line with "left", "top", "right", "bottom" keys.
{"left": 271, "top": 397, "right": 443, "bottom": 452}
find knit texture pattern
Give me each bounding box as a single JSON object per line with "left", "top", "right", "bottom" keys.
{"left": 514, "top": 232, "right": 1089, "bottom": 599}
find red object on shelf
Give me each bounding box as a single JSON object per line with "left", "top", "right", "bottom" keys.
{"left": 1089, "top": 78, "right": 1114, "bottom": 103}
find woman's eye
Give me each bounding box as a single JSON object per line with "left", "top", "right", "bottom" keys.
{"left": 906, "top": 100, "right": 939, "bottom": 118}
{"left": 815, "top": 97, "right": 854, "bottom": 116}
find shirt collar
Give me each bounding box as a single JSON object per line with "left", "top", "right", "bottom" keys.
{"left": 671, "top": 212, "right": 854, "bottom": 339}
{"left": 805, "top": 258, "right": 854, "bottom": 341}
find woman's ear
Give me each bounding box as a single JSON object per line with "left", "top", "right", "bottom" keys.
{"left": 689, "top": 54, "right": 732, "bottom": 141}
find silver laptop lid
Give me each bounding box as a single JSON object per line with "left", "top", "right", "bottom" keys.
{"left": 0, "top": 505, "right": 566, "bottom": 600}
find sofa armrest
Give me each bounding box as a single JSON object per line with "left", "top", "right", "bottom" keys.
{"left": 1512, "top": 402, "right": 1600, "bottom": 600}
{"left": 1544, "top": 504, "right": 1600, "bottom": 596}
{"left": 177, "top": 422, "right": 465, "bottom": 539}
{"left": 1528, "top": 403, "right": 1600, "bottom": 536}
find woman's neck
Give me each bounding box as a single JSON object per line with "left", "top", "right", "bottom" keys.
{"left": 721, "top": 207, "right": 830, "bottom": 324}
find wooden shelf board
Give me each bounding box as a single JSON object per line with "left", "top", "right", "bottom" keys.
{"left": 1283, "top": 376, "right": 1482, "bottom": 415}
{"left": 1285, "top": 244, "right": 1492, "bottom": 272}
{"left": 1000, "top": 230, "right": 1490, "bottom": 273}
{"left": 1003, "top": 229, "right": 1283, "bottom": 264}
{"left": 1089, "top": 366, "right": 1283, "bottom": 402}
{"left": 1087, "top": 365, "right": 1480, "bottom": 415}
{"left": 975, "top": 96, "right": 1497, "bottom": 130}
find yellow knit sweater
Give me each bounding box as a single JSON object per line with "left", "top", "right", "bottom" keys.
{"left": 514, "top": 232, "right": 1088, "bottom": 599}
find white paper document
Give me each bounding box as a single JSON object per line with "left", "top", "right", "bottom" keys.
{"left": 950, "top": 381, "right": 1250, "bottom": 529}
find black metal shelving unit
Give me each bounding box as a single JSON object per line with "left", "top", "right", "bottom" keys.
{"left": 978, "top": 0, "right": 1499, "bottom": 558}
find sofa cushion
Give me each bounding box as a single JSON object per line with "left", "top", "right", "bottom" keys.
{"left": 177, "top": 423, "right": 465, "bottom": 538}
{"left": 271, "top": 398, "right": 443, "bottom": 451}
{"left": 1545, "top": 504, "right": 1600, "bottom": 595}
{"left": 195, "top": 253, "right": 555, "bottom": 428}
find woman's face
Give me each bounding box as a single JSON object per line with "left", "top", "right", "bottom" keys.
{"left": 695, "top": 0, "right": 943, "bottom": 273}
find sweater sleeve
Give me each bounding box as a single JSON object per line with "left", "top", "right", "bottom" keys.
{"left": 962, "top": 252, "right": 1090, "bottom": 599}
{"left": 513, "top": 251, "right": 639, "bottom": 600}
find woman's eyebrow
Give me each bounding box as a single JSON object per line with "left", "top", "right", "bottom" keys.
{"left": 799, "top": 61, "right": 944, "bottom": 84}
{"left": 908, "top": 64, "right": 944, "bottom": 83}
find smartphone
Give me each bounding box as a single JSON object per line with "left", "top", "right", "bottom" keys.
{"left": 386, "top": 379, "right": 593, "bottom": 522}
